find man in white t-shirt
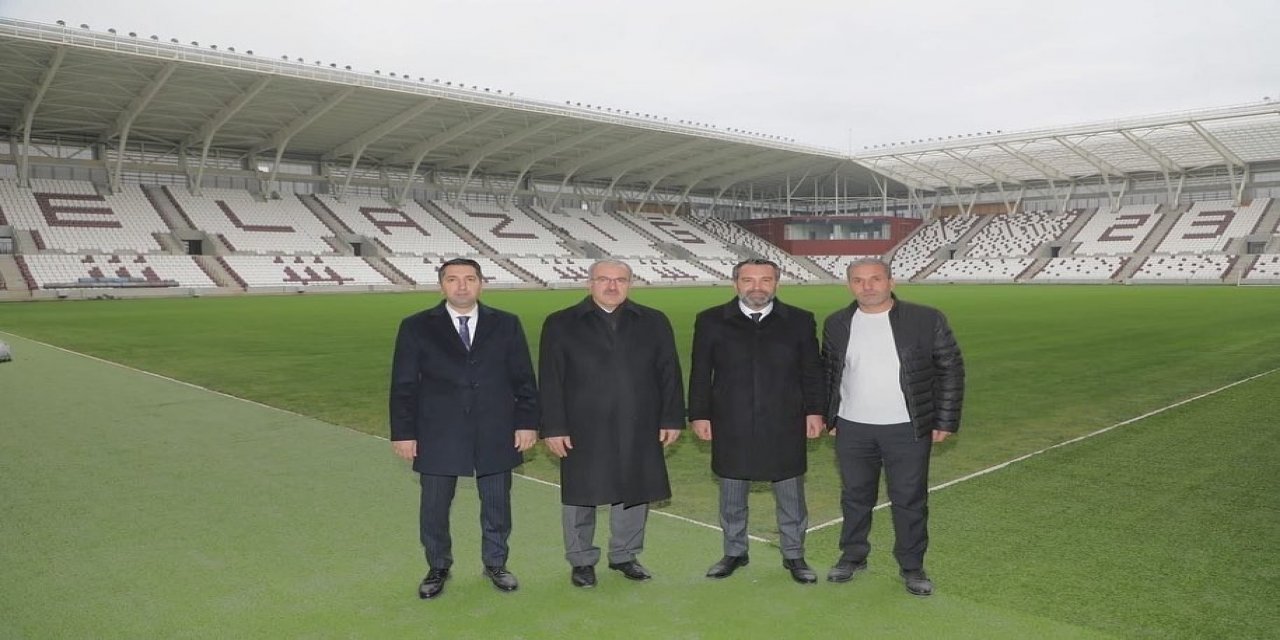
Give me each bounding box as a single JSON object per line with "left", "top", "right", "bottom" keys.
{"left": 820, "top": 257, "right": 965, "bottom": 596}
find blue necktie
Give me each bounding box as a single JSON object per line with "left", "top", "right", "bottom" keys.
{"left": 458, "top": 316, "right": 472, "bottom": 350}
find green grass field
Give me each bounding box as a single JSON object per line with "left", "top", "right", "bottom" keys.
{"left": 2, "top": 284, "right": 1278, "bottom": 638}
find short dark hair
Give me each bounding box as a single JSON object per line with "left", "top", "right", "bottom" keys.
{"left": 732, "top": 258, "right": 780, "bottom": 280}
{"left": 437, "top": 257, "right": 483, "bottom": 283}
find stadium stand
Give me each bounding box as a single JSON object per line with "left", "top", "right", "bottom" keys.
{"left": 163, "top": 187, "right": 334, "bottom": 255}
{"left": 1128, "top": 255, "right": 1233, "bottom": 282}
{"left": 964, "top": 210, "right": 1078, "bottom": 258}
{"left": 384, "top": 255, "right": 524, "bottom": 285}
{"left": 312, "top": 195, "right": 473, "bottom": 255}
{"left": 1154, "top": 199, "right": 1272, "bottom": 254}
{"left": 809, "top": 255, "right": 877, "bottom": 279}
{"left": 926, "top": 257, "right": 1033, "bottom": 282}
{"left": 510, "top": 256, "right": 722, "bottom": 284}
{"left": 535, "top": 206, "right": 663, "bottom": 257}
{"left": 1032, "top": 256, "right": 1127, "bottom": 282}
{"left": 1242, "top": 254, "right": 1280, "bottom": 281}
{"left": 0, "top": 180, "right": 171, "bottom": 253}
{"left": 689, "top": 213, "right": 816, "bottom": 280}
{"left": 433, "top": 200, "right": 566, "bottom": 256}
{"left": 890, "top": 215, "right": 979, "bottom": 280}
{"left": 220, "top": 255, "right": 391, "bottom": 288}
{"left": 20, "top": 254, "right": 217, "bottom": 289}
{"left": 629, "top": 212, "right": 740, "bottom": 259}
{"left": 1073, "top": 204, "right": 1162, "bottom": 255}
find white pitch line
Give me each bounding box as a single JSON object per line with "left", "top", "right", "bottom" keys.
{"left": 1, "top": 330, "right": 761, "bottom": 542}
{"left": 805, "top": 365, "right": 1280, "bottom": 534}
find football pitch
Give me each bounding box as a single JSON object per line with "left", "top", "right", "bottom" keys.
{"left": 1, "top": 284, "right": 1278, "bottom": 638}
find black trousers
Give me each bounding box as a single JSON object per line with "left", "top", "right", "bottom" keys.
{"left": 834, "top": 418, "right": 932, "bottom": 571}
{"left": 419, "top": 470, "right": 513, "bottom": 570}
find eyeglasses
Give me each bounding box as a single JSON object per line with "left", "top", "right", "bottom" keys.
{"left": 591, "top": 276, "right": 631, "bottom": 286}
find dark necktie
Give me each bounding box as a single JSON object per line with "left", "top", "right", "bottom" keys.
{"left": 458, "top": 316, "right": 472, "bottom": 350}
{"left": 750, "top": 312, "right": 762, "bottom": 324}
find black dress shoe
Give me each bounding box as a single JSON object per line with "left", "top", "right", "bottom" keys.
{"left": 705, "top": 554, "right": 750, "bottom": 579}
{"left": 571, "top": 565, "right": 596, "bottom": 588}
{"left": 607, "top": 560, "right": 653, "bottom": 581}
{"left": 901, "top": 569, "right": 934, "bottom": 596}
{"left": 826, "top": 559, "right": 868, "bottom": 583}
{"left": 782, "top": 558, "right": 817, "bottom": 584}
{"left": 418, "top": 568, "right": 449, "bottom": 599}
{"left": 483, "top": 565, "right": 519, "bottom": 592}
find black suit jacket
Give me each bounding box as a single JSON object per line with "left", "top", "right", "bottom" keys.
{"left": 390, "top": 301, "right": 538, "bottom": 476}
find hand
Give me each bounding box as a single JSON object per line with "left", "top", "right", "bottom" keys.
{"left": 691, "top": 420, "right": 712, "bottom": 441}
{"left": 931, "top": 430, "right": 953, "bottom": 443}
{"left": 392, "top": 440, "right": 417, "bottom": 461}
{"left": 545, "top": 435, "right": 573, "bottom": 458}
{"left": 659, "top": 429, "right": 682, "bottom": 447}
{"left": 805, "top": 415, "right": 825, "bottom": 439}
{"left": 514, "top": 429, "right": 538, "bottom": 452}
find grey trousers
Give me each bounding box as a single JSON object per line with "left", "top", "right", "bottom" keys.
{"left": 718, "top": 475, "right": 807, "bottom": 559}
{"left": 562, "top": 502, "right": 649, "bottom": 567}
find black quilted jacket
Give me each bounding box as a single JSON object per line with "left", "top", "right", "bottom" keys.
{"left": 821, "top": 296, "right": 965, "bottom": 438}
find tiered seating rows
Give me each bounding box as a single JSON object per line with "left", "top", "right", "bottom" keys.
{"left": 891, "top": 215, "right": 978, "bottom": 280}
{"left": 631, "top": 213, "right": 740, "bottom": 259}
{"left": 533, "top": 206, "right": 662, "bottom": 258}
{"left": 809, "top": 255, "right": 878, "bottom": 279}
{"left": 1155, "top": 199, "right": 1271, "bottom": 254}
{"left": 965, "top": 210, "right": 1078, "bottom": 258}
{"left": 316, "top": 195, "right": 474, "bottom": 255}
{"left": 21, "top": 254, "right": 217, "bottom": 289}
{"left": 435, "top": 201, "right": 566, "bottom": 256}
{"left": 1033, "top": 257, "right": 1125, "bottom": 281}
{"left": 1244, "top": 255, "right": 1280, "bottom": 281}
{"left": 384, "top": 256, "right": 524, "bottom": 285}
{"left": 689, "top": 213, "right": 816, "bottom": 280}
{"left": 926, "top": 258, "right": 1033, "bottom": 282}
{"left": 1129, "top": 255, "right": 1232, "bottom": 281}
{"left": 220, "top": 255, "right": 390, "bottom": 287}
{"left": 1073, "top": 204, "right": 1162, "bottom": 255}
{"left": 510, "top": 257, "right": 722, "bottom": 285}
{"left": 0, "top": 180, "right": 170, "bottom": 253}
{"left": 166, "top": 187, "right": 334, "bottom": 255}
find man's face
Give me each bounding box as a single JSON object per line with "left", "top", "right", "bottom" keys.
{"left": 440, "top": 264, "right": 483, "bottom": 310}
{"left": 847, "top": 263, "right": 895, "bottom": 311}
{"left": 735, "top": 264, "right": 778, "bottom": 310}
{"left": 589, "top": 263, "right": 632, "bottom": 311}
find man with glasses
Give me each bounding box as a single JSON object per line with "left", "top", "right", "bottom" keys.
{"left": 539, "top": 259, "right": 685, "bottom": 588}
{"left": 688, "top": 259, "right": 825, "bottom": 584}
{"left": 389, "top": 258, "right": 539, "bottom": 599}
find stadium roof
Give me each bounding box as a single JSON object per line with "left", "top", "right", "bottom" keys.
{"left": 0, "top": 18, "right": 874, "bottom": 201}
{"left": 3, "top": 17, "right": 1279, "bottom": 203}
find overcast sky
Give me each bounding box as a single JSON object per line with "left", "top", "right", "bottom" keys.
{"left": 4, "top": 0, "right": 1279, "bottom": 151}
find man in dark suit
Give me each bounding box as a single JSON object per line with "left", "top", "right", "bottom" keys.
{"left": 688, "top": 259, "right": 826, "bottom": 584}
{"left": 390, "top": 257, "right": 539, "bottom": 600}
{"left": 539, "top": 259, "right": 685, "bottom": 588}
{"left": 821, "top": 257, "right": 964, "bottom": 596}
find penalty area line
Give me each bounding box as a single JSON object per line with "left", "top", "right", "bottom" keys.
{"left": 806, "top": 365, "right": 1280, "bottom": 535}
{"left": 2, "top": 330, "right": 760, "bottom": 542}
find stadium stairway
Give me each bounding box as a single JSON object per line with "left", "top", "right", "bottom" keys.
{"left": 1115, "top": 207, "right": 1185, "bottom": 281}
{"left": 1253, "top": 199, "right": 1280, "bottom": 238}
{"left": 605, "top": 210, "right": 675, "bottom": 256}
{"left": 363, "top": 257, "right": 413, "bottom": 286}
{"left": 1224, "top": 255, "right": 1258, "bottom": 283}
{"left": 142, "top": 185, "right": 195, "bottom": 231}
{"left": 192, "top": 255, "right": 241, "bottom": 289}
{"left": 1015, "top": 256, "right": 1051, "bottom": 282}
{"left": 0, "top": 255, "right": 30, "bottom": 297}
{"left": 910, "top": 214, "right": 995, "bottom": 281}
{"left": 514, "top": 203, "right": 588, "bottom": 257}
{"left": 415, "top": 198, "right": 496, "bottom": 256}
{"left": 1054, "top": 208, "right": 1099, "bottom": 256}
{"left": 296, "top": 195, "right": 357, "bottom": 255}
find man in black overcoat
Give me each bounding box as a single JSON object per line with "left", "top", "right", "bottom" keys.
{"left": 390, "top": 258, "right": 539, "bottom": 599}
{"left": 688, "top": 259, "right": 825, "bottom": 584}
{"left": 539, "top": 259, "right": 685, "bottom": 588}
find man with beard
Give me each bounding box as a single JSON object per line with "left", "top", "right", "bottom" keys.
{"left": 688, "top": 259, "right": 825, "bottom": 584}
{"left": 539, "top": 259, "right": 685, "bottom": 588}
{"left": 389, "top": 258, "right": 539, "bottom": 599}
{"left": 821, "top": 257, "right": 964, "bottom": 596}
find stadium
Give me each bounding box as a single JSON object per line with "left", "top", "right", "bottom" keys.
{"left": 1, "top": 13, "right": 1278, "bottom": 639}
